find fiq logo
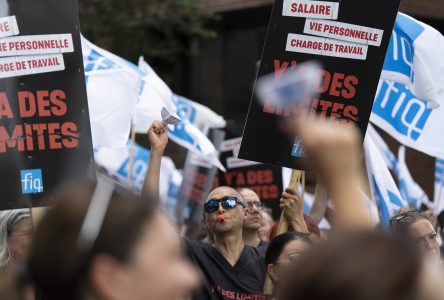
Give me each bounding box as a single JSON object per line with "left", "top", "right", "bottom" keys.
{"left": 20, "top": 169, "right": 43, "bottom": 194}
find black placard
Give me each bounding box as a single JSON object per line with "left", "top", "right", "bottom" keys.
{"left": 0, "top": 0, "right": 94, "bottom": 210}
{"left": 239, "top": 0, "right": 401, "bottom": 169}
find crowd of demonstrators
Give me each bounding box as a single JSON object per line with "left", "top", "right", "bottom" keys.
{"left": 0, "top": 209, "right": 32, "bottom": 274}
{"left": 143, "top": 121, "right": 311, "bottom": 300}
{"left": 26, "top": 178, "right": 198, "bottom": 300}
{"left": 2, "top": 117, "right": 444, "bottom": 300}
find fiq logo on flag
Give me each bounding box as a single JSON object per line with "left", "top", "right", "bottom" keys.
{"left": 373, "top": 80, "right": 432, "bottom": 141}
{"left": 20, "top": 169, "right": 43, "bottom": 194}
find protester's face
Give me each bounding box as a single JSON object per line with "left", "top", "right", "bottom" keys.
{"left": 268, "top": 239, "right": 311, "bottom": 283}
{"left": 7, "top": 217, "right": 32, "bottom": 264}
{"left": 101, "top": 212, "right": 200, "bottom": 300}
{"left": 409, "top": 219, "right": 441, "bottom": 262}
{"left": 258, "top": 211, "right": 273, "bottom": 242}
{"left": 205, "top": 187, "right": 247, "bottom": 235}
{"left": 240, "top": 189, "right": 263, "bottom": 231}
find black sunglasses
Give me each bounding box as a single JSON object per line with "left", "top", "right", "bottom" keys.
{"left": 204, "top": 196, "right": 245, "bottom": 213}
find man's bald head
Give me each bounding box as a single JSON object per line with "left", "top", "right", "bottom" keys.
{"left": 206, "top": 186, "right": 245, "bottom": 206}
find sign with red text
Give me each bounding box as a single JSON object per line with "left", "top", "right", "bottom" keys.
{"left": 239, "top": 0, "right": 401, "bottom": 169}
{"left": 0, "top": 0, "right": 94, "bottom": 210}
{"left": 215, "top": 136, "right": 284, "bottom": 219}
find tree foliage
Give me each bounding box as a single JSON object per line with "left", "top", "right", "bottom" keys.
{"left": 78, "top": 0, "right": 217, "bottom": 67}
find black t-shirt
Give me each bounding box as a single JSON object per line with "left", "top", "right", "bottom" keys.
{"left": 186, "top": 239, "right": 267, "bottom": 300}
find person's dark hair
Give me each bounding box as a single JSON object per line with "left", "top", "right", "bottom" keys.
{"left": 265, "top": 231, "right": 311, "bottom": 266}
{"left": 390, "top": 209, "right": 429, "bottom": 234}
{"left": 279, "top": 231, "right": 422, "bottom": 300}
{"left": 28, "top": 180, "right": 156, "bottom": 300}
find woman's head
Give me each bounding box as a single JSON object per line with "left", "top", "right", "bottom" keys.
{"left": 0, "top": 209, "right": 32, "bottom": 273}
{"left": 391, "top": 209, "right": 441, "bottom": 262}
{"left": 265, "top": 231, "right": 311, "bottom": 284}
{"left": 29, "top": 178, "right": 199, "bottom": 300}
{"left": 278, "top": 231, "right": 443, "bottom": 300}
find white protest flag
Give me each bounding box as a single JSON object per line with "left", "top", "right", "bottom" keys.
{"left": 133, "top": 57, "right": 177, "bottom": 133}
{"left": 82, "top": 36, "right": 142, "bottom": 147}
{"left": 370, "top": 79, "right": 444, "bottom": 158}
{"left": 366, "top": 124, "right": 432, "bottom": 208}
{"left": 174, "top": 94, "right": 226, "bottom": 129}
{"left": 382, "top": 13, "right": 444, "bottom": 109}
{"left": 434, "top": 159, "right": 444, "bottom": 215}
{"left": 94, "top": 142, "right": 181, "bottom": 214}
{"left": 168, "top": 116, "right": 226, "bottom": 172}
{"left": 364, "top": 135, "right": 409, "bottom": 227}
{"left": 366, "top": 124, "right": 397, "bottom": 170}
{"left": 397, "top": 146, "right": 433, "bottom": 209}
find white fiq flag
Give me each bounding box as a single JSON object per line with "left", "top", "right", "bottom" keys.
{"left": 382, "top": 13, "right": 444, "bottom": 109}
{"left": 82, "top": 36, "right": 141, "bottom": 148}
{"left": 133, "top": 57, "right": 177, "bottom": 133}
{"left": 364, "top": 135, "right": 408, "bottom": 226}
{"left": 371, "top": 79, "right": 444, "bottom": 158}
{"left": 366, "top": 125, "right": 432, "bottom": 209}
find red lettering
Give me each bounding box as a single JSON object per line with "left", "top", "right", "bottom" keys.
{"left": 0, "top": 93, "right": 13, "bottom": 118}
{"left": 47, "top": 123, "right": 62, "bottom": 149}
{"left": 50, "top": 90, "right": 67, "bottom": 116}
{"left": 343, "top": 75, "right": 358, "bottom": 99}
{"left": 18, "top": 91, "right": 36, "bottom": 118}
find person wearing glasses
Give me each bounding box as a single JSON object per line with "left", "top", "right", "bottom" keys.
{"left": 143, "top": 122, "right": 307, "bottom": 300}
{"left": 237, "top": 188, "right": 268, "bottom": 248}
{"left": 391, "top": 209, "right": 441, "bottom": 263}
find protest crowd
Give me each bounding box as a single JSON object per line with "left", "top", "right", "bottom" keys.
{"left": 2, "top": 1, "right": 444, "bottom": 300}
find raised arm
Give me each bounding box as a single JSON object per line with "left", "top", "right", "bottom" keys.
{"left": 296, "top": 117, "right": 370, "bottom": 229}
{"left": 141, "top": 121, "right": 168, "bottom": 201}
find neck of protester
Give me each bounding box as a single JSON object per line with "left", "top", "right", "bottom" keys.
{"left": 214, "top": 232, "right": 245, "bottom": 266}
{"left": 243, "top": 227, "right": 261, "bottom": 247}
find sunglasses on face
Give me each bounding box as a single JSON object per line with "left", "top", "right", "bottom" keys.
{"left": 204, "top": 196, "right": 245, "bottom": 213}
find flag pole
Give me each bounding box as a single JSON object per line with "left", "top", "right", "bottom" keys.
{"left": 263, "top": 169, "right": 304, "bottom": 296}
{"left": 127, "top": 124, "right": 136, "bottom": 187}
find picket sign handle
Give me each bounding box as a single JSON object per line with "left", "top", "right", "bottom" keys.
{"left": 31, "top": 207, "right": 44, "bottom": 228}
{"left": 263, "top": 169, "right": 305, "bottom": 296}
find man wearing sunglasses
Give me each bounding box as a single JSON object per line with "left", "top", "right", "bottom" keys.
{"left": 185, "top": 186, "right": 267, "bottom": 300}
{"left": 143, "top": 121, "right": 307, "bottom": 300}
{"left": 238, "top": 188, "right": 268, "bottom": 248}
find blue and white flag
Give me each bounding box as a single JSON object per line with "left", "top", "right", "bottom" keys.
{"left": 397, "top": 146, "right": 432, "bottom": 209}
{"left": 94, "top": 142, "right": 182, "bottom": 215}
{"left": 382, "top": 13, "right": 444, "bottom": 109}
{"left": 366, "top": 125, "right": 432, "bottom": 209}
{"left": 133, "top": 57, "right": 177, "bottom": 133}
{"left": 174, "top": 94, "right": 226, "bottom": 130}
{"left": 370, "top": 79, "right": 444, "bottom": 158}
{"left": 82, "top": 36, "right": 141, "bottom": 148}
{"left": 168, "top": 96, "right": 226, "bottom": 171}
{"left": 434, "top": 158, "right": 444, "bottom": 215}
{"left": 364, "top": 135, "right": 409, "bottom": 226}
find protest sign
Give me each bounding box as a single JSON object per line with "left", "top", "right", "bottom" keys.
{"left": 215, "top": 134, "right": 284, "bottom": 219}
{"left": 0, "top": 0, "right": 94, "bottom": 210}
{"left": 239, "top": 0, "right": 401, "bottom": 169}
